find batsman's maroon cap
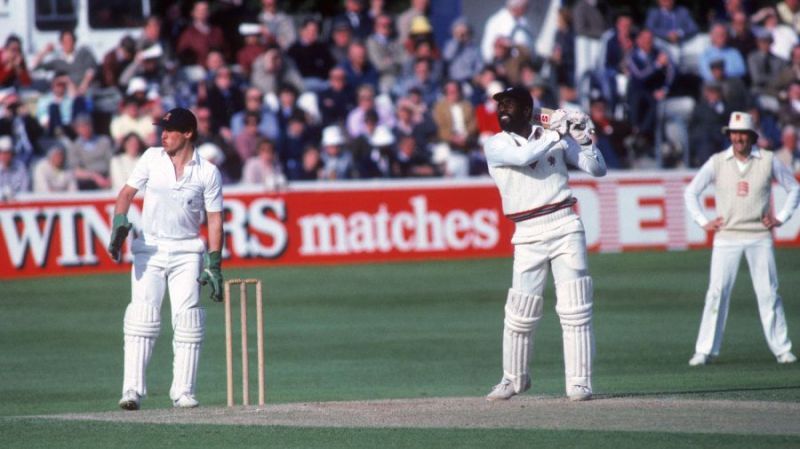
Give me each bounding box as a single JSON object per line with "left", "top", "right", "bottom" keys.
{"left": 153, "top": 108, "right": 197, "bottom": 133}
{"left": 493, "top": 86, "right": 533, "bottom": 110}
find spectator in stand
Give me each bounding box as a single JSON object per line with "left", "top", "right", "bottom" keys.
{"left": 0, "top": 35, "right": 32, "bottom": 89}
{"left": 279, "top": 111, "right": 312, "bottom": 179}
{"left": 709, "top": 0, "right": 749, "bottom": 24}
{"left": 480, "top": 0, "right": 534, "bottom": 63}
{"left": 251, "top": 46, "right": 304, "bottom": 96}
{"left": 336, "top": 0, "right": 373, "bottom": 41}
{"left": 367, "top": 0, "right": 385, "bottom": 22}
{"left": 699, "top": 23, "right": 747, "bottom": 83}
{"left": 351, "top": 110, "right": 381, "bottom": 176}
{"left": 752, "top": 7, "right": 798, "bottom": 61}
{"left": 347, "top": 84, "right": 394, "bottom": 138}
{"left": 33, "top": 144, "right": 77, "bottom": 193}
{"left": 529, "top": 78, "right": 559, "bottom": 110}
{"left": 367, "top": 13, "right": 407, "bottom": 95}
{"left": 552, "top": 8, "right": 577, "bottom": 90}
{"left": 572, "top": 0, "right": 608, "bottom": 41}
{"left": 231, "top": 87, "right": 279, "bottom": 141}
{"left": 777, "top": 0, "right": 800, "bottom": 33}
{"left": 0, "top": 93, "right": 44, "bottom": 166}
{"left": 442, "top": 18, "right": 483, "bottom": 85}
{"left": 393, "top": 58, "right": 440, "bottom": 108}
{"left": 404, "top": 35, "right": 443, "bottom": 82}
{"left": 644, "top": 0, "right": 699, "bottom": 48}
{"left": 288, "top": 18, "right": 336, "bottom": 93}
{"left": 62, "top": 114, "right": 113, "bottom": 190}
{"left": 296, "top": 145, "right": 322, "bottom": 180}
{"left": 397, "top": 0, "right": 428, "bottom": 46}
{"left": 137, "top": 16, "right": 169, "bottom": 56}
{"left": 233, "top": 111, "right": 265, "bottom": 168}
{"left": 193, "top": 105, "right": 236, "bottom": 179}
{"left": 748, "top": 29, "right": 786, "bottom": 113}
{"left": 36, "top": 73, "right": 76, "bottom": 137}
{"left": 241, "top": 137, "right": 287, "bottom": 189}
{"left": 486, "top": 37, "right": 533, "bottom": 89}
{"left": 202, "top": 65, "right": 244, "bottom": 137}
{"left": 341, "top": 41, "right": 379, "bottom": 92}
{"left": 709, "top": 59, "right": 751, "bottom": 113}
{"left": 237, "top": 24, "right": 268, "bottom": 78}
{"left": 392, "top": 96, "right": 436, "bottom": 153}
{"left": 364, "top": 125, "right": 396, "bottom": 178}
{"left": 197, "top": 142, "right": 233, "bottom": 184}
{"left": 589, "top": 96, "right": 632, "bottom": 168}
{"left": 595, "top": 12, "right": 635, "bottom": 112}
{"left": 176, "top": 1, "right": 227, "bottom": 66}
{"left": 432, "top": 80, "right": 477, "bottom": 178}
{"left": 775, "top": 125, "right": 799, "bottom": 171}
{"left": 392, "top": 134, "right": 437, "bottom": 177}
{"left": 109, "top": 132, "right": 145, "bottom": 192}
{"left": 318, "top": 66, "right": 356, "bottom": 127}
{"left": 0, "top": 135, "right": 29, "bottom": 199}
{"left": 468, "top": 66, "right": 499, "bottom": 105}
{"left": 625, "top": 29, "right": 675, "bottom": 157}
{"left": 475, "top": 81, "right": 504, "bottom": 146}
{"left": 110, "top": 97, "right": 153, "bottom": 145}
{"left": 101, "top": 36, "right": 137, "bottom": 89}
{"left": 275, "top": 83, "right": 302, "bottom": 134}
{"left": 329, "top": 19, "right": 355, "bottom": 66}
{"left": 319, "top": 124, "right": 355, "bottom": 180}
{"left": 31, "top": 29, "right": 97, "bottom": 92}
{"left": 729, "top": 11, "right": 757, "bottom": 59}
{"left": 778, "top": 80, "right": 800, "bottom": 127}
{"left": 689, "top": 82, "right": 730, "bottom": 167}
{"left": 257, "top": 0, "right": 296, "bottom": 50}
{"left": 770, "top": 44, "right": 800, "bottom": 100}
{"left": 119, "top": 44, "right": 173, "bottom": 99}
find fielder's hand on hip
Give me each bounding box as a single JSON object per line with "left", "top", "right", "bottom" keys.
{"left": 107, "top": 213, "right": 132, "bottom": 262}
{"left": 198, "top": 250, "right": 223, "bottom": 302}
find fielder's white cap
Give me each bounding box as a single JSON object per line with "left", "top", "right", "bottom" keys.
{"left": 140, "top": 43, "right": 163, "bottom": 60}
{"left": 722, "top": 111, "right": 758, "bottom": 136}
{"left": 0, "top": 135, "right": 12, "bottom": 152}
{"left": 239, "top": 23, "right": 262, "bottom": 36}
{"left": 197, "top": 142, "right": 225, "bottom": 165}
{"left": 126, "top": 77, "right": 147, "bottom": 95}
{"left": 321, "top": 125, "right": 346, "bottom": 147}
{"left": 369, "top": 125, "right": 395, "bottom": 147}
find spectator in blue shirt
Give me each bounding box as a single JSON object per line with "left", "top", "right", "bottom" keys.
{"left": 699, "top": 23, "right": 747, "bottom": 82}
{"left": 645, "top": 0, "right": 699, "bottom": 45}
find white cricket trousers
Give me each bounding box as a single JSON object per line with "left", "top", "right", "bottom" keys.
{"left": 513, "top": 231, "right": 589, "bottom": 293}
{"left": 130, "top": 238, "right": 203, "bottom": 318}
{"left": 694, "top": 238, "right": 792, "bottom": 357}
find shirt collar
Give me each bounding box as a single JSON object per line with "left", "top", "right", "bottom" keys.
{"left": 723, "top": 145, "right": 761, "bottom": 159}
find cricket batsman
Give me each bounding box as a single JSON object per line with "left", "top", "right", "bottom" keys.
{"left": 108, "top": 107, "right": 224, "bottom": 410}
{"left": 483, "top": 87, "right": 606, "bottom": 401}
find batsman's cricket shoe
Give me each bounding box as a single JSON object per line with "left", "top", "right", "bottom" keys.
{"left": 486, "top": 376, "right": 531, "bottom": 401}
{"left": 173, "top": 394, "right": 200, "bottom": 408}
{"left": 119, "top": 390, "right": 141, "bottom": 411}
{"left": 567, "top": 385, "right": 592, "bottom": 401}
{"left": 777, "top": 352, "right": 797, "bottom": 364}
{"left": 688, "top": 353, "right": 711, "bottom": 366}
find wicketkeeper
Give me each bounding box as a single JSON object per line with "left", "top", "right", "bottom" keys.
{"left": 109, "top": 107, "right": 224, "bottom": 410}
{"left": 483, "top": 87, "right": 606, "bottom": 401}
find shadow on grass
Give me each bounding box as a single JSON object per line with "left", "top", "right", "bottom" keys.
{"left": 600, "top": 384, "right": 800, "bottom": 399}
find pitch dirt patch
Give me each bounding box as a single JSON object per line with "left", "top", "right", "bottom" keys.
{"left": 37, "top": 396, "right": 800, "bottom": 436}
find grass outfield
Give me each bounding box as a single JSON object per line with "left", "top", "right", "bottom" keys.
{"left": 1, "top": 249, "right": 799, "bottom": 448}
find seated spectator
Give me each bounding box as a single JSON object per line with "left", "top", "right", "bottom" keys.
{"left": 31, "top": 29, "right": 96, "bottom": 92}
{"left": 588, "top": 97, "right": 632, "bottom": 168}
{"left": 404, "top": 36, "right": 443, "bottom": 82}
{"left": 198, "top": 142, "right": 234, "bottom": 184}
{"left": 109, "top": 132, "right": 145, "bottom": 192}
{"left": 769, "top": 44, "right": 800, "bottom": 100}
{"left": 346, "top": 84, "right": 394, "bottom": 138}
{"left": 486, "top": 37, "right": 533, "bottom": 88}
{"left": 233, "top": 112, "right": 265, "bottom": 167}
{"left": 100, "top": 36, "right": 137, "bottom": 89}
{"left": 319, "top": 125, "right": 355, "bottom": 180}
{"left": 748, "top": 29, "right": 787, "bottom": 113}
{"left": 63, "top": 114, "right": 113, "bottom": 190}
{"left": 35, "top": 73, "right": 76, "bottom": 137}
{"left": 689, "top": 82, "right": 729, "bottom": 167}
{"left": 750, "top": 106, "right": 782, "bottom": 150}
{"left": 709, "top": 59, "right": 751, "bottom": 113}
{"left": 296, "top": 144, "right": 322, "bottom": 180}
{"left": 0, "top": 35, "right": 32, "bottom": 88}
{"left": 318, "top": 66, "right": 356, "bottom": 127}
{"left": 392, "top": 58, "right": 439, "bottom": 108}
{"left": 241, "top": 138, "right": 287, "bottom": 189}
{"left": 258, "top": 0, "right": 297, "bottom": 50}
{"left": 392, "top": 134, "right": 437, "bottom": 177}
{"left": 551, "top": 8, "right": 576, "bottom": 89}
{"left": 231, "top": 87, "right": 279, "bottom": 141}
{"left": 699, "top": 23, "right": 747, "bottom": 83}
{"left": 366, "top": 13, "right": 407, "bottom": 95}
{"left": 0, "top": 135, "right": 29, "bottom": 199}
{"left": 594, "top": 12, "right": 635, "bottom": 112}
{"left": 329, "top": 19, "right": 355, "bottom": 66}
{"left": 432, "top": 80, "right": 477, "bottom": 177}
{"left": 442, "top": 18, "right": 483, "bottom": 84}
{"left": 201, "top": 65, "right": 244, "bottom": 136}
{"left": 778, "top": 80, "right": 800, "bottom": 127}
{"left": 33, "top": 144, "right": 77, "bottom": 193}
{"left": 275, "top": 83, "right": 303, "bottom": 134}
{"left": 193, "top": 105, "right": 239, "bottom": 182}
{"left": 251, "top": 46, "right": 305, "bottom": 96}
{"left": 0, "top": 93, "right": 44, "bottom": 166}
{"left": 777, "top": 0, "right": 800, "bottom": 34}
{"left": 475, "top": 81, "right": 503, "bottom": 145}
{"left": 397, "top": 0, "right": 429, "bottom": 46}
{"left": 110, "top": 97, "right": 153, "bottom": 145}
{"left": 351, "top": 110, "right": 381, "bottom": 177}
{"left": 340, "top": 41, "right": 379, "bottom": 92}
{"left": 278, "top": 111, "right": 312, "bottom": 179}
{"left": 480, "top": 0, "right": 534, "bottom": 63}
{"left": 729, "top": 12, "right": 757, "bottom": 59}
{"left": 774, "top": 125, "right": 799, "bottom": 171}
{"left": 137, "top": 16, "right": 170, "bottom": 56}
{"left": 644, "top": 0, "right": 699, "bottom": 47}
{"left": 288, "top": 18, "right": 335, "bottom": 92}
{"left": 119, "top": 44, "right": 176, "bottom": 107}
{"left": 336, "top": 0, "right": 373, "bottom": 41}
{"left": 176, "top": 1, "right": 227, "bottom": 66}
{"left": 752, "top": 7, "right": 798, "bottom": 61}
{"left": 393, "top": 97, "right": 436, "bottom": 154}
{"left": 237, "top": 24, "right": 268, "bottom": 78}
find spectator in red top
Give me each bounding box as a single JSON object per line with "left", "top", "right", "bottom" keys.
{"left": 475, "top": 80, "right": 503, "bottom": 145}
{"left": 0, "top": 35, "right": 31, "bottom": 88}
{"left": 100, "top": 36, "right": 137, "bottom": 89}
{"left": 237, "top": 24, "right": 267, "bottom": 78}
{"left": 176, "top": 1, "right": 227, "bottom": 66}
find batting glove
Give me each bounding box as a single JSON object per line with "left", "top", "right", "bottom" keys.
{"left": 569, "top": 119, "right": 595, "bottom": 145}
{"left": 108, "top": 214, "right": 132, "bottom": 262}
{"left": 548, "top": 109, "right": 569, "bottom": 136}
{"left": 198, "top": 250, "right": 223, "bottom": 302}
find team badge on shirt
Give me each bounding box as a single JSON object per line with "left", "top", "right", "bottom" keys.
{"left": 737, "top": 181, "right": 749, "bottom": 197}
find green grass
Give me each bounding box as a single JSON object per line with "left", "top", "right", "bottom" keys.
{"left": 1, "top": 249, "right": 799, "bottom": 448}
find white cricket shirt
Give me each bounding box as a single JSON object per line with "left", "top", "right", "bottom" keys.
{"left": 127, "top": 147, "right": 223, "bottom": 240}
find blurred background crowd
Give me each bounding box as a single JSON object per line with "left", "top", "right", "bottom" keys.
{"left": 1, "top": 0, "right": 799, "bottom": 199}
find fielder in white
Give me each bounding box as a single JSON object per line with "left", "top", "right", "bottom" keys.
{"left": 483, "top": 87, "right": 606, "bottom": 401}
{"left": 108, "top": 107, "right": 224, "bottom": 410}
{"left": 684, "top": 111, "right": 799, "bottom": 366}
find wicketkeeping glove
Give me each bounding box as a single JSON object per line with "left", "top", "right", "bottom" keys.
{"left": 107, "top": 213, "right": 132, "bottom": 262}
{"left": 548, "top": 109, "right": 569, "bottom": 136}
{"left": 569, "top": 119, "right": 595, "bottom": 145}
{"left": 198, "top": 250, "right": 223, "bottom": 302}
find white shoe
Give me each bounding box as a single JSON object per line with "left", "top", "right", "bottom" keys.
{"left": 173, "top": 393, "right": 200, "bottom": 408}
{"left": 486, "top": 376, "right": 530, "bottom": 401}
{"left": 119, "top": 390, "right": 141, "bottom": 411}
{"left": 688, "top": 353, "right": 710, "bottom": 366}
{"left": 777, "top": 352, "right": 797, "bottom": 364}
{"left": 567, "top": 385, "right": 592, "bottom": 401}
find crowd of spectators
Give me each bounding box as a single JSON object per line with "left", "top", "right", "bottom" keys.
{"left": 1, "top": 0, "right": 800, "bottom": 200}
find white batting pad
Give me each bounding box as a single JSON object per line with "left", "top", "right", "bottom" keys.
{"left": 555, "top": 276, "right": 594, "bottom": 390}
{"left": 122, "top": 303, "right": 161, "bottom": 396}
{"left": 502, "top": 289, "right": 544, "bottom": 393}
{"left": 170, "top": 308, "right": 205, "bottom": 400}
